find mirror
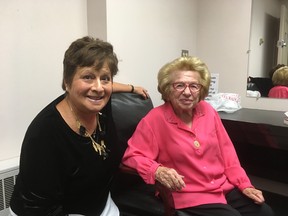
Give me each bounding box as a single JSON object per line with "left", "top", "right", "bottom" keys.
{"left": 247, "top": 0, "right": 288, "bottom": 98}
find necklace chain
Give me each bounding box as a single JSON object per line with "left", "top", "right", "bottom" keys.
{"left": 67, "top": 98, "right": 108, "bottom": 159}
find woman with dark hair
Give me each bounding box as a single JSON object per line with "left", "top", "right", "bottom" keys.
{"left": 9, "top": 36, "right": 147, "bottom": 216}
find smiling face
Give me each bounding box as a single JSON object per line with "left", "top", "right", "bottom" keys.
{"left": 168, "top": 70, "right": 201, "bottom": 117}
{"left": 65, "top": 61, "right": 112, "bottom": 117}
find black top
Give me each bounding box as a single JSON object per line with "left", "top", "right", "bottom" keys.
{"left": 10, "top": 94, "right": 122, "bottom": 216}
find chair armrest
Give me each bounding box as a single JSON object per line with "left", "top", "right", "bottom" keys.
{"left": 119, "top": 163, "right": 139, "bottom": 175}
{"left": 155, "top": 181, "right": 175, "bottom": 215}
{"left": 119, "top": 163, "right": 175, "bottom": 216}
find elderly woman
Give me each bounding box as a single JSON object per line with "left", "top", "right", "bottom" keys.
{"left": 268, "top": 65, "right": 288, "bottom": 98}
{"left": 122, "top": 56, "right": 274, "bottom": 216}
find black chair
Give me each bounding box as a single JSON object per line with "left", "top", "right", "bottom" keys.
{"left": 247, "top": 76, "right": 273, "bottom": 97}
{"left": 110, "top": 92, "right": 175, "bottom": 216}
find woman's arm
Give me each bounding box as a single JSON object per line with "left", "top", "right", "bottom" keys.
{"left": 112, "top": 82, "right": 149, "bottom": 99}
{"left": 213, "top": 110, "right": 253, "bottom": 190}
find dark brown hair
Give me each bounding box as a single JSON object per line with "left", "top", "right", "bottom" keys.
{"left": 62, "top": 36, "right": 118, "bottom": 90}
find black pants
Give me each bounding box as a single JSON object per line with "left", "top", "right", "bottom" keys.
{"left": 175, "top": 188, "right": 275, "bottom": 216}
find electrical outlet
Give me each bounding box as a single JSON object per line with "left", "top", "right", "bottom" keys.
{"left": 181, "top": 50, "right": 189, "bottom": 57}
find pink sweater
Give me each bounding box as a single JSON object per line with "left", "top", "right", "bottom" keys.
{"left": 268, "top": 85, "right": 288, "bottom": 98}
{"left": 122, "top": 101, "right": 253, "bottom": 209}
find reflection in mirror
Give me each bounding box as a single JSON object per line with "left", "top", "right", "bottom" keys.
{"left": 247, "top": 0, "right": 288, "bottom": 99}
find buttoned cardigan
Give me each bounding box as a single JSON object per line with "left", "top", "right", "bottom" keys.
{"left": 122, "top": 100, "right": 253, "bottom": 209}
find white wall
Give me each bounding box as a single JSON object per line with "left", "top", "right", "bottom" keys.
{"left": 87, "top": 0, "right": 107, "bottom": 41}
{"left": 105, "top": 0, "right": 198, "bottom": 106}
{"left": 196, "top": 0, "right": 252, "bottom": 101}
{"left": 0, "top": 0, "right": 88, "bottom": 161}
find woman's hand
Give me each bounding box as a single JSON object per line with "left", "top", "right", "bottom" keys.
{"left": 133, "top": 86, "right": 149, "bottom": 99}
{"left": 242, "top": 187, "right": 265, "bottom": 204}
{"left": 112, "top": 82, "right": 149, "bottom": 99}
{"left": 155, "top": 166, "right": 185, "bottom": 191}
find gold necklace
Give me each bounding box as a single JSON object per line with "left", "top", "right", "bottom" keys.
{"left": 67, "top": 99, "right": 108, "bottom": 160}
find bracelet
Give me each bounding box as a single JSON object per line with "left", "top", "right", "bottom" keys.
{"left": 129, "top": 84, "right": 134, "bottom": 93}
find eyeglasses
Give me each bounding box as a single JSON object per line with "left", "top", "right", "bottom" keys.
{"left": 172, "top": 82, "right": 202, "bottom": 93}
